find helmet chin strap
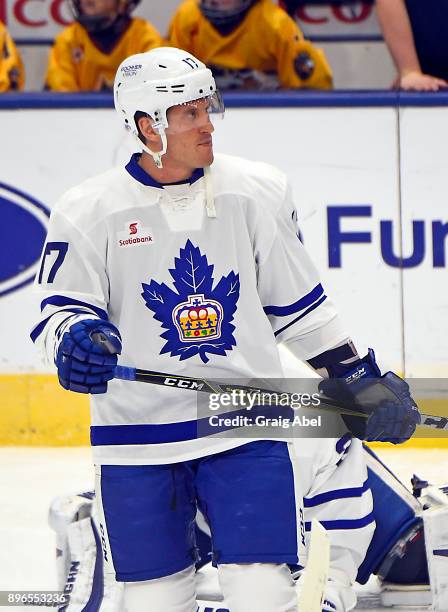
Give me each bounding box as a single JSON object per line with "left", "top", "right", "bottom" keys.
{"left": 134, "top": 129, "right": 168, "bottom": 169}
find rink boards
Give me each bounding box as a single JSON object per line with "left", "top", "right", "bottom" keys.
{"left": 0, "top": 92, "right": 447, "bottom": 446}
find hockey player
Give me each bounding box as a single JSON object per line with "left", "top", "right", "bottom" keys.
{"left": 45, "top": 0, "right": 162, "bottom": 91}
{"left": 32, "top": 47, "right": 419, "bottom": 611}
{"left": 168, "top": 0, "right": 332, "bottom": 90}
{"left": 0, "top": 21, "right": 24, "bottom": 92}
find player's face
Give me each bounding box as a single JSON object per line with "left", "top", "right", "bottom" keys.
{"left": 79, "top": 0, "right": 118, "bottom": 17}
{"left": 164, "top": 99, "right": 215, "bottom": 170}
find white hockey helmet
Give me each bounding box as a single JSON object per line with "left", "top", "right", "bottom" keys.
{"left": 114, "top": 47, "right": 224, "bottom": 168}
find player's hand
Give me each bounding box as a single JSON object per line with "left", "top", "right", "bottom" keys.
{"left": 399, "top": 70, "right": 447, "bottom": 91}
{"left": 55, "top": 319, "right": 122, "bottom": 394}
{"left": 319, "top": 349, "right": 421, "bottom": 444}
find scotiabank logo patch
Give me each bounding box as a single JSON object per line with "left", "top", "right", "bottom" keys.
{"left": 118, "top": 220, "right": 153, "bottom": 248}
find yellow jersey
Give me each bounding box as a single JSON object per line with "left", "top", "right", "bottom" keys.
{"left": 46, "top": 18, "right": 162, "bottom": 92}
{"left": 168, "top": 0, "right": 332, "bottom": 90}
{"left": 0, "top": 22, "right": 24, "bottom": 92}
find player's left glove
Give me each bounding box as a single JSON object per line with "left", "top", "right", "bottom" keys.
{"left": 55, "top": 318, "right": 122, "bottom": 394}
{"left": 319, "top": 349, "right": 421, "bottom": 444}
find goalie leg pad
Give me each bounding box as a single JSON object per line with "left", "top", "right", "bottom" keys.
{"left": 48, "top": 492, "right": 95, "bottom": 590}
{"left": 59, "top": 516, "right": 124, "bottom": 611}
{"left": 423, "top": 504, "right": 448, "bottom": 610}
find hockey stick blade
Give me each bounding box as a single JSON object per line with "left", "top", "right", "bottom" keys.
{"left": 298, "top": 519, "right": 330, "bottom": 612}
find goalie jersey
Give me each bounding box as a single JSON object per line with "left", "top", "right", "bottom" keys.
{"left": 32, "top": 154, "right": 347, "bottom": 464}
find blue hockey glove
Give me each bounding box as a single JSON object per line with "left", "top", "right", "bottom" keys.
{"left": 55, "top": 319, "right": 121, "bottom": 394}
{"left": 319, "top": 349, "right": 421, "bottom": 444}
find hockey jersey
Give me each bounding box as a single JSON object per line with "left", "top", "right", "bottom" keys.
{"left": 45, "top": 18, "right": 162, "bottom": 92}
{"left": 168, "top": 0, "right": 332, "bottom": 90}
{"left": 0, "top": 21, "right": 24, "bottom": 92}
{"left": 32, "top": 153, "right": 347, "bottom": 464}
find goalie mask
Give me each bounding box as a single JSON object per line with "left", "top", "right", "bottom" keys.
{"left": 200, "top": 0, "right": 256, "bottom": 28}
{"left": 67, "top": 0, "right": 140, "bottom": 33}
{"left": 114, "top": 47, "right": 225, "bottom": 168}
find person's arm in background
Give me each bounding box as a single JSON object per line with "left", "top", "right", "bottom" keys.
{"left": 0, "top": 23, "right": 25, "bottom": 92}
{"left": 376, "top": 0, "right": 447, "bottom": 91}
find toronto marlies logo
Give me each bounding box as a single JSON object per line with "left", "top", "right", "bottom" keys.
{"left": 141, "top": 240, "right": 240, "bottom": 363}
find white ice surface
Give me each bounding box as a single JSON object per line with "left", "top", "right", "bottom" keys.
{"left": 0, "top": 448, "right": 94, "bottom": 592}
{"left": 1, "top": 446, "right": 446, "bottom": 610}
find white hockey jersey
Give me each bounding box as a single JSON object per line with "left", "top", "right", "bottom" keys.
{"left": 32, "top": 153, "right": 348, "bottom": 464}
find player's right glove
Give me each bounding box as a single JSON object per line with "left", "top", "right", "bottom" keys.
{"left": 55, "top": 318, "right": 121, "bottom": 394}
{"left": 319, "top": 349, "right": 421, "bottom": 444}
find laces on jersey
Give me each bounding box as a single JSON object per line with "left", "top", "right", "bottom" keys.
{"left": 159, "top": 168, "right": 216, "bottom": 218}
{"left": 204, "top": 166, "right": 216, "bottom": 218}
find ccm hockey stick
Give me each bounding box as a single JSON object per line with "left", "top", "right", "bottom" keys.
{"left": 112, "top": 363, "right": 367, "bottom": 420}
{"left": 109, "top": 364, "right": 447, "bottom": 431}
{"left": 297, "top": 520, "right": 330, "bottom": 612}
{"left": 93, "top": 328, "right": 447, "bottom": 430}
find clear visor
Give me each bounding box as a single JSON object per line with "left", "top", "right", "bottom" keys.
{"left": 160, "top": 91, "right": 225, "bottom": 135}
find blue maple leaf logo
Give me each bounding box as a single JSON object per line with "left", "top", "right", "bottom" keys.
{"left": 142, "top": 240, "right": 240, "bottom": 363}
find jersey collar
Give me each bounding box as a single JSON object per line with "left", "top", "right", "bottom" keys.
{"left": 125, "top": 153, "right": 204, "bottom": 188}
